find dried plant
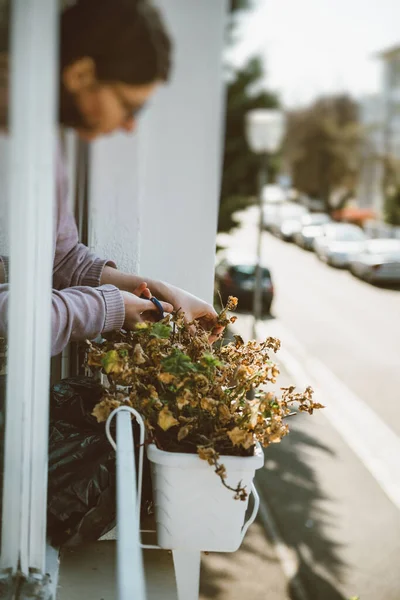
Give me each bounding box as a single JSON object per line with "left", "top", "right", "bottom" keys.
{"left": 86, "top": 297, "right": 323, "bottom": 499}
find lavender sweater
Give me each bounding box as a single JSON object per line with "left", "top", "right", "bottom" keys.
{"left": 0, "top": 150, "right": 125, "bottom": 356}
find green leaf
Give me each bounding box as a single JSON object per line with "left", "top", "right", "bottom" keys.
{"left": 202, "top": 353, "right": 222, "bottom": 367}
{"left": 161, "top": 348, "right": 197, "bottom": 375}
{"left": 199, "top": 352, "right": 223, "bottom": 373}
{"left": 150, "top": 322, "right": 172, "bottom": 339}
{"left": 101, "top": 350, "right": 123, "bottom": 374}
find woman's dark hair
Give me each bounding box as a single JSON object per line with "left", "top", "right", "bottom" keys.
{"left": 61, "top": 0, "right": 172, "bottom": 84}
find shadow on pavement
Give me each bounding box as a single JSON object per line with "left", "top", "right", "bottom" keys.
{"left": 200, "top": 424, "right": 348, "bottom": 600}
{"left": 371, "top": 282, "right": 400, "bottom": 291}
{"left": 256, "top": 425, "right": 348, "bottom": 600}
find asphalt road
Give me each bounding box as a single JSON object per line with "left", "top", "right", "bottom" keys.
{"left": 219, "top": 207, "right": 400, "bottom": 435}
{"left": 217, "top": 207, "right": 400, "bottom": 600}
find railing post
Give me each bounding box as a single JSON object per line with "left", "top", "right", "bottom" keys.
{"left": 1, "top": 0, "right": 57, "bottom": 576}
{"left": 115, "top": 410, "right": 147, "bottom": 600}
{"left": 172, "top": 551, "right": 201, "bottom": 600}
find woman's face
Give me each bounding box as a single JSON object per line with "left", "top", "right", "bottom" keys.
{"left": 60, "top": 57, "right": 160, "bottom": 140}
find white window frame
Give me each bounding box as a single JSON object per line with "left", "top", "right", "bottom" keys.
{"left": 0, "top": 4, "right": 147, "bottom": 597}
{"left": 1, "top": 0, "right": 57, "bottom": 577}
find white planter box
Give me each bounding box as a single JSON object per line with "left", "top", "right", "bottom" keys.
{"left": 146, "top": 442, "right": 264, "bottom": 552}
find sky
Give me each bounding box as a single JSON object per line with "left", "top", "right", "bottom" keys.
{"left": 228, "top": 0, "right": 400, "bottom": 108}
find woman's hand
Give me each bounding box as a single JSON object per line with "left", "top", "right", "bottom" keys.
{"left": 151, "top": 282, "right": 224, "bottom": 343}
{"left": 131, "top": 281, "right": 151, "bottom": 299}
{"left": 100, "top": 266, "right": 224, "bottom": 342}
{"left": 121, "top": 290, "right": 173, "bottom": 329}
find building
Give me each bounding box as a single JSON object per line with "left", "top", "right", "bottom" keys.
{"left": 0, "top": 1, "right": 228, "bottom": 598}
{"left": 357, "top": 94, "right": 385, "bottom": 213}
{"left": 358, "top": 45, "right": 400, "bottom": 221}
{"left": 380, "top": 44, "right": 400, "bottom": 160}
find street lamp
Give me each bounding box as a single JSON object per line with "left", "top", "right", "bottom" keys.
{"left": 245, "top": 109, "right": 285, "bottom": 336}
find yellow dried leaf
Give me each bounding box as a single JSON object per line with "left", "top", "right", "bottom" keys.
{"left": 226, "top": 296, "right": 238, "bottom": 311}
{"left": 312, "top": 402, "right": 325, "bottom": 410}
{"left": 227, "top": 427, "right": 254, "bottom": 449}
{"left": 157, "top": 407, "right": 179, "bottom": 431}
{"left": 92, "top": 399, "right": 121, "bottom": 423}
{"left": 158, "top": 372, "right": 176, "bottom": 385}
{"left": 198, "top": 446, "right": 219, "bottom": 465}
{"left": 218, "top": 404, "right": 231, "bottom": 422}
{"left": 133, "top": 343, "right": 146, "bottom": 365}
{"left": 248, "top": 400, "right": 260, "bottom": 428}
{"left": 177, "top": 425, "right": 192, "bottom": 441}
{"left": 87, "top": 353, "right": 103, "bottom": 367}
{"left": 177, "top": 389, "right": 193, "bottom": 410}
{"left": 200, "top": 397, "right": 217, "bottom": 411}
{"left": 102, "top": 350, "right": 124, "bottom": 375}
{"left": 147, "top": 385, "right": 159, "bottom": 400}
{"left": 215, "top": 464, "right": 227, "bottom": 479}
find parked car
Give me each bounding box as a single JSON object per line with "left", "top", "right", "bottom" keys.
{"left": 266, "top": 202, "right": 308, "bottom": 235}
{"left": 294, "top": 213, "right": 333, "bottom": 249}
{"left": 349, "top": 239, "right": 400, "bottom": 284}
{"left": 215, "top": 255, "right": 274, "bottom": 315}
{"left": 299, "top": 195, "right": 326, "bottom": 212}
{"left": 262, "top": 184, "right": 286, "bottom": 205}
{"left": 263, "top": 204, "right": 282, "bottom": 232}
{"left": 313, "top": 223, "right": 367, "bottom": 267}
{"left": 280, "top": 212, "right": 331, "bottom": 243}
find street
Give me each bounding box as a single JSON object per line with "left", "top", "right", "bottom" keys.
{"left": 216, "top": 207, "right": 400, "bottom": 600}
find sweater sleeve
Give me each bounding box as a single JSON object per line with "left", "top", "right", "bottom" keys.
{"left": 53, "top": 144, "right": 117, "bottom": 290}
{"left": 0, "top": 283, "right": 124, "bottom": 357}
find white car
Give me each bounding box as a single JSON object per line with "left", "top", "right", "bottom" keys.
{"left": 294, "top": 214, "right": 333, "bottom": 250}
{"left": 313, "top": 224, "right": 367, "bottom": 267}
{"left": 265, "top": 203, "right": 308, "bottom": 235}
{"left": 349, "top": 239, "right": 400, "bottom": 283}
{"left": 262, "top": 184, "right": 286, "bottom": 205}
{"left": 281, "top": 213, "right": 332, "bottom": 245}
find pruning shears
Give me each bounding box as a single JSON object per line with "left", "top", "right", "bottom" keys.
{"left": 141, "top": 293, "right": 165, "bottom": 321}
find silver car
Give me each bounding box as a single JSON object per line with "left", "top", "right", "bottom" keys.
{"left": 265, "top": 203, "right": 308, "bottom": 235}
{"left": 313, "top": 224, "right": 367, "bottom": 267}
{"left": 293, "top": 213, "right": 332, "bottom": 248}
{"left": 349, "top": 239, "right": 400, "bottom": 283}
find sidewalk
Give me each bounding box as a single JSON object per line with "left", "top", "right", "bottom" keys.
{"left": 198, "top": 314, "right": 293, "bottom": 600}
{"left": 200, "top": 519, "right": 290, "bottom": 600}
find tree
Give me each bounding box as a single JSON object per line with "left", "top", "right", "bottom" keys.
{"left": 218, "top": 57, "right": 280, "bottom": 232}
{"left": 384, "top": 187, "right": 400, "bottom": 225}
{"left": 382, "top": 156, "right": 400, "bottom": 225}
{"left": 283, "top": 95, "right": 362, "bottom": 212}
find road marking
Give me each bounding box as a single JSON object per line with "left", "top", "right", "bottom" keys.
{"left": 257, "top": 319, "right": 400, "bottom": 512}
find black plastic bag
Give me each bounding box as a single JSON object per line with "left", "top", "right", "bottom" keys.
{"left": 47, "top": 377, "right": 152, "bottom": 547}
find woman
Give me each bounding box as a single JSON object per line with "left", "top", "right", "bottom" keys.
{"left": 0, "top": 0, "right": 222, "bottom": 356}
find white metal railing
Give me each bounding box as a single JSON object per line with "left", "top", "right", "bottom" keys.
{"left": 1, "top": 0, "right": 57, "bottom": 578}
{"left": 106, "top": 407, "right": 147, "bottom": 600}
{"left": 105, "top": 404, "right": 261, "bottom": 600}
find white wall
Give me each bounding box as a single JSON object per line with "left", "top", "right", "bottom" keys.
{"left": 89, "top": 0, "right": 227, "bottom": 304}
{"left": 139, "top": 0, "right": 227, "bottom": 303}
{"left": 89, "top": 132, "right": 142, "bottom": 274}
{"left": 0, "top": 135, "right": 9, "bottom": 255}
